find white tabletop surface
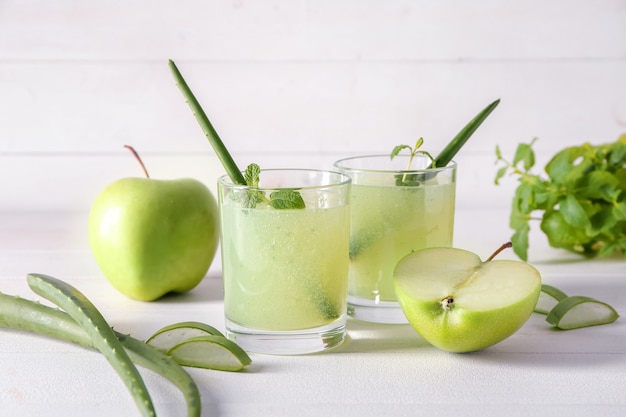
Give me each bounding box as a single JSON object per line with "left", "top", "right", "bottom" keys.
{"left": 1, "top": 209, "right": 624, "bottom": 417}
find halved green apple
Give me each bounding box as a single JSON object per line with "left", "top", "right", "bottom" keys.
{"left": 394, "top": 243, "right": 541, "bottom": 352}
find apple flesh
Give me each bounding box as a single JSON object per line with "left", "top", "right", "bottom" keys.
{"left": 394, "top": 246, "right": 541, "bottom": 352}
{"left": 89, "top": 177, "right": 219, "bottom": 301}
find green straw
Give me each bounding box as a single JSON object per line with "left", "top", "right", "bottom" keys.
{"left": 434, "top": 98, "right": 500, "bottom": 167}
{"left": 168, "top": 59, "right": 247, "bottom": 185}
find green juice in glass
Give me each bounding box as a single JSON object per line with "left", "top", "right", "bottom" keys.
{"left": 218, "top": 169, "right": 351, "bottom": 355}
{"left": 334, "top": 155, "right": 456, "bottom": 323}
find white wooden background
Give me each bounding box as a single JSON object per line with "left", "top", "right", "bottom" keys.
{"left": 1, "top": 0, "right": 625, "bottom": 212}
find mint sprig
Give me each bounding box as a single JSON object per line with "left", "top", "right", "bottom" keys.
{"left": 390, "top": 137, "right": 435, "bottom": 186}
{"left": 389, "top": 99, "right": 500, "bottom": 187}
{"left": 236, "top": 163, "right": 305, "bottom": 209}
{"left": 495, "top": 134, "right": 626, "bottom": 261}
{"left": 169, "top": 59, "right": 304, "bottom": 210}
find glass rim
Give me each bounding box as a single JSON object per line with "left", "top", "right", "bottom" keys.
{"left": 333, "top": 154, "right": 456, "bottom": 174}
{"left": 217, "top": 168, "right": 352, "bottom": 190}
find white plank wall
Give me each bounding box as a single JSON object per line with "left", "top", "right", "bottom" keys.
{"left": 1, "top": 0, "right": 625, "bottom": 211}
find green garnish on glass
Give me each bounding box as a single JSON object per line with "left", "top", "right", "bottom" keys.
{"left": 168, "top": 59, "right": 304, "bottom": 210}
{"left": 390, "top": 98, "right": 500, "bottom": 186}
{"left": 389, "top": 99, "right": 500, "bottom": 179}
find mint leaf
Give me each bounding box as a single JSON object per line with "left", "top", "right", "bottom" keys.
{"left": 241, "top": 190, "right": 264, "bottom": 209}
{"left": 559, "top": 194, "right": 589, "bottom": 228}
{"left": 494, "top": 166, "right": 508, "bottom": 185}
{"left": 509, "top": 195, "right": 530, "bottom": 230}
{"left": 231, "top": 187, "right": 263, "bottom": 209}
{"left": 517, "top": 182, "right": 536, "bottom": 214}
{"left": 495, "top": 145, "right": 503, "bottom": 160}
{"left": 589, "top": 207, "right": 616, "bottom": 237}
{"left": 244, "top": 163, "right": 260, "bottom": 187}
{"left": 540, "top": 211, "right": 591, "bottom": 255}
{"left": 513, "top": 141, "right": 536, "bottom": 171}
{"left": 578, "top": 171, "right": 619, "bottom": 201}
{"left": 269, "top": 190, "right": 305, "bottom": 209}
{"left": 390, "top": 145, "right": 411, "bottom": 160}
{"left": 613, "top": 202, "right": 626, "bottom": 221}
{"left": 599, "top": 240, "right": 620, "bottom": 257}
{"left": 608, "top": 139, "right": 626, "bottom": 166}
{"left": 545, "top": 148, "right": 574, "bottom": 183}
{"left": 511, "top": 223, "right": 530, "bottom": 261}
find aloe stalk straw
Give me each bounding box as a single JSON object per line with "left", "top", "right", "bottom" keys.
{"left": 168, "top": 59, "right": 247, "bottom": 185}
{"left": 433, "top": 98, "right": 500, "bottom": 168}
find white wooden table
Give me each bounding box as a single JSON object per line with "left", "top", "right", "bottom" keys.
{"left": 1, "top": 209, "right": 624, "bottom": 417}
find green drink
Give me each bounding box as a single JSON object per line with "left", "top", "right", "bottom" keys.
{"left": 218, "top": 169, "right": 351, "bottom": 354}
{"left": 334, "top": 155, "right": 456, "bottom": 323}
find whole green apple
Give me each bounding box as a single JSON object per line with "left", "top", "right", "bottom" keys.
{"left": 89, "top": 146, "right": 219, "bottom": 301}
{"left": 394, "top": 243, "right": 541, "bottom": 353}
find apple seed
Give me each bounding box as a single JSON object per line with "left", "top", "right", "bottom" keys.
{"left": 440, "top": 296, "right": 454, "bottom": 311}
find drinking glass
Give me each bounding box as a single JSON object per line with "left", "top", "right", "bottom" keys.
{"left": 334, "top": 155, "right": 456, "bottom": 324}
{"left": 218, "top": 169, "right": 351, "bottom": 354}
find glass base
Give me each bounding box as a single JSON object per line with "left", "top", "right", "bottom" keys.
{"left": 347, "top": 295, "right": 408, "bottom": 324}
{"left": 225, "top": 317, "right": 346, "bottom": 355}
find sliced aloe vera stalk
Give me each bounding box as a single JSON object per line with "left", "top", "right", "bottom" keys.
{"left": 167, "top": 335, "right": 252, "bottom": 372}
{"left": 146, "top": 321, "right": 225, "bottom": 352}
{"left": 546, "top": 295, "right": 620, "bottom": 330}
{"left": 534, "top": 284, "right": 569, "bottom": 315}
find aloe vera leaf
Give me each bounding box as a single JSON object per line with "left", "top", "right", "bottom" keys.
{"left": 146, "top": 320, "right": 225, "bottom": 352}
{"left": 546, "top": 295, "right": 620, "bottom": 330}
{"left": 168, "top": 59, "right": 246, "bottom": 185}
{"left": 534, "top": 284, "right": 569, "bottom": 315}
{"left": 167, "top": 335, "right": 252, "bottom": 372}
{"left": 116, "top": 334, "right": 201, "bottom": 417}
{"left": 26, "top": 273, "right": 157, "bottom": 417}
{"left": 0, "top": 291, "right": 201, "bottom": 417}
{"left": 433, "top": 98, "right": 500, "bottom": 167}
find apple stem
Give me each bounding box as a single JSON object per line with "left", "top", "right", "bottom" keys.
{"left": 124, "top": 145, "right": 150, "bottom": 179}
{"left": 486, "top": 241, "right": 513, "bottom": 262}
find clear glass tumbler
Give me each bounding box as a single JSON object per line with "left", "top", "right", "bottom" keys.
{"left": 334, "top": 155, "right": 456, "bottom": 324}
{"left": 218, "top": 169, "right": 351, "bottom": 354}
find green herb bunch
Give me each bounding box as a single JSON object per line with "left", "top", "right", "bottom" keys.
{"left": 495, "top": 134, "right": 626, "bottom": 261}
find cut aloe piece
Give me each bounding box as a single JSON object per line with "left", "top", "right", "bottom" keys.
{"left": 534, "top": 284, "right": 569, "bottom": 315}
{"left": 146, "top": 321, "right": 225, "bottom": 352}
{"left": 167, "top": 335, "right": 252, "bottom": 372}
{"left": 546, "top": 296, "right": 619, "bottom": 330}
